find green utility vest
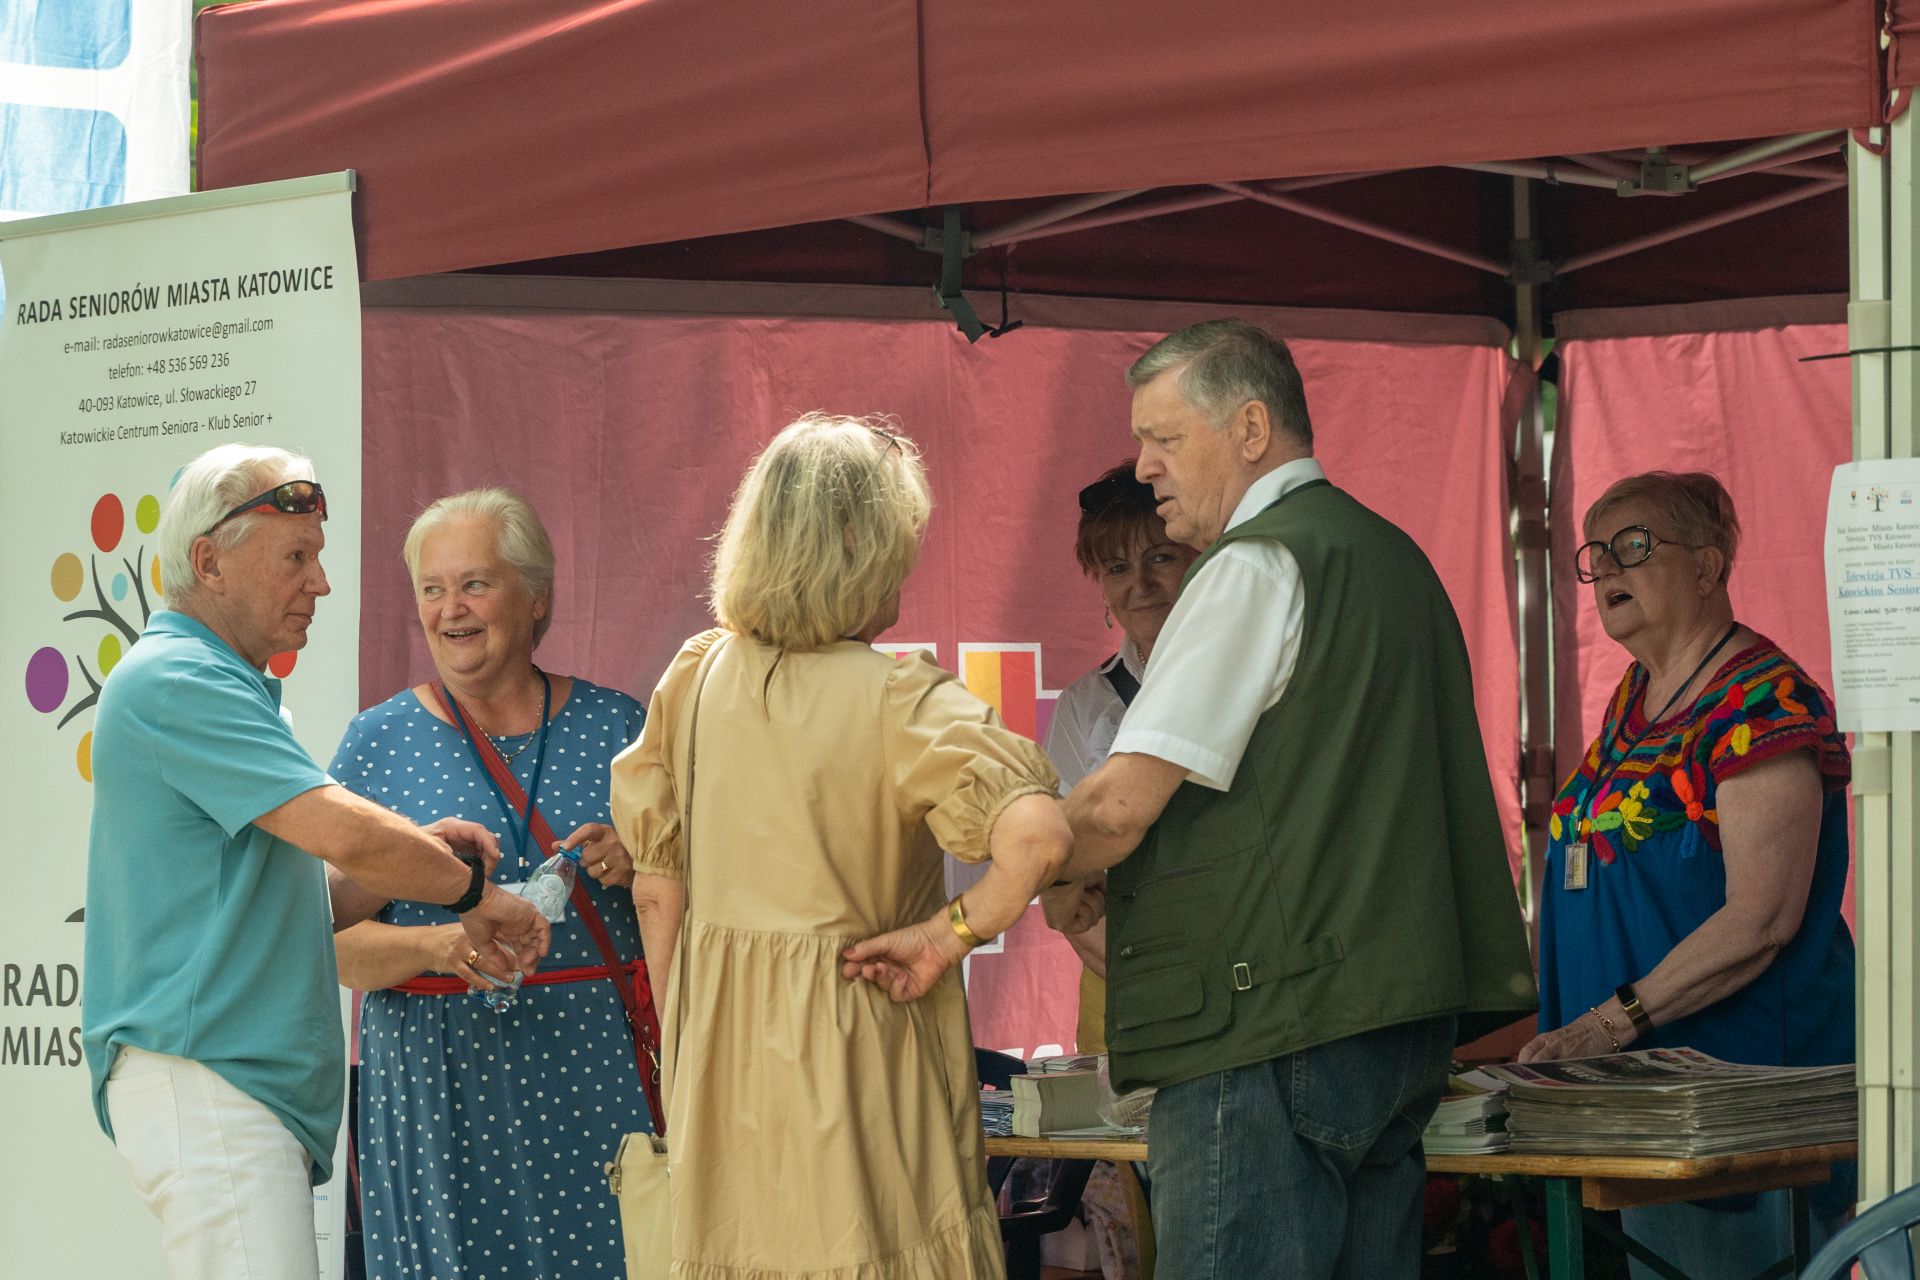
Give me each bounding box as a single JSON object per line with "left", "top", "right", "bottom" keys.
{"left": 1104, "top": 480, "right": 1536, "bottom": 1093}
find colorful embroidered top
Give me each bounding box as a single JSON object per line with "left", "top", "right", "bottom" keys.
{"left": 1539, "top": 635, "right": 1854, "bottom": 1069}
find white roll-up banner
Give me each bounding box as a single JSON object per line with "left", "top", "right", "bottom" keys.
{"left": 0, "top": 173, "right": 362, "bottom": 1279}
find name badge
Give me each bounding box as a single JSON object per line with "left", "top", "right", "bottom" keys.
{"left": 1563, "top": 842, "right": 1590, "bottom": 892}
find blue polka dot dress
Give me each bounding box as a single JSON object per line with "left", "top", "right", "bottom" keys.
{"left": 329, "top": 678, "right": 653, "bottom": 1280}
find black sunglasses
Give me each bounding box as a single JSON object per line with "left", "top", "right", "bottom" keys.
{"left": 204, "top": 480, "right": 328, "bottom": 537}
{"left": 1078, "top": 472, "right": 1156, "bottom": 517}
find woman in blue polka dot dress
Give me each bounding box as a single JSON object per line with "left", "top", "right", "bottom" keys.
{"left": 330, "top": 488, "right": 656, "bottom": 1279}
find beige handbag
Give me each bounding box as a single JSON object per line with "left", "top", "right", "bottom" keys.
{"left": 605, "top": 634, "right": 728, "bottom": 1279}
{"left": 606, "top": 1130, "right": 672, "bottom": 1279}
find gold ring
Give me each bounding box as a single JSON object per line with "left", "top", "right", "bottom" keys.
{"left": 595, "top": 860, "right": 609, "bottom": 873}
{"left": 465, "top": 949, "right": 481, "bottom": 968}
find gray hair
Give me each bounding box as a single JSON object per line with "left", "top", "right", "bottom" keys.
{"left": 157, "top": 443, "right": 315, "bottom": 605}
{"left": 1126, "top": 318, "right": 1313, "bottom": 448}
{"left": 402, "top": 487, "right": 558, "bottom": 646}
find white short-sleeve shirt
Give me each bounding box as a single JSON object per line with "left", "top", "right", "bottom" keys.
{"left": 1107, "top": 457, "right": 1323, "bottom": 792}
{"left": 1043, "top": 638, "right": 1144, "bottom": 793}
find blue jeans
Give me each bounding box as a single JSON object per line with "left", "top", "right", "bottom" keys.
{"left": 1146, "top": 1015, "right": 1455, "bottom": 1280}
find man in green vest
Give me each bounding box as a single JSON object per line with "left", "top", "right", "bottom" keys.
{"left": 1051, "top": 319, "right": 1536, "bottom": 1278}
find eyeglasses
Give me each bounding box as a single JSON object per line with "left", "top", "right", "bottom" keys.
{"left": 1078, "top": 471, "right": 1156, "bottom": 517}
{"left": 865, "top": 423, "right": 904, "bottom": 456}
{"left": 1573, "top": 524, "right": 1704, "bottom": 583}
{"left": 203, "top": 480, "right": 328, "bottom": 537}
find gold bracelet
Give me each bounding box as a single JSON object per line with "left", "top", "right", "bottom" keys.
{"left": 1591, "top": 1006, "right": 1622, "bottom": 1053}
{"left": 948, "top": 894, "right": 988, "bottom": 949}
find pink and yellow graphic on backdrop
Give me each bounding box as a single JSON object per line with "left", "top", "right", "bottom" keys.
{"left": 959, "top": 643, "right": 1054, "bottom": 744}
{"left": 22, "top": 485, "right": 300, "bottom": 781}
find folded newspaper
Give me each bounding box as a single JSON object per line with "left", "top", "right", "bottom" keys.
{"left": 1479, "top": 1048, "right": 1856, "bottom": 1158}
{"left": 1423, "top": 1068, "right": 1512, "bottom": 1155}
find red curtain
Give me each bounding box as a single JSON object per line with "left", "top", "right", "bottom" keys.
{"left": 1549, "top": 320, "right": 1853, "bottom": 918}
{"left": 359, "top": 307, "right": 1521, "bottom": 1055}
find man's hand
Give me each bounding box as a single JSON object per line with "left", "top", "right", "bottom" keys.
{"left": 1042, "top": 876, "right": 1107, "bottom": 935}
{"left": 841, "top": 913, "right": 970, "bottom": 1003}
{"left": 422, "top": 818, "right": 502, "bottom": 875}
{"left": 458, "top": 883, "right": 551, "bottom": 978}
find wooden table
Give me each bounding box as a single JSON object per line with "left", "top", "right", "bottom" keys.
{"left": 984, "top": 1136, "right": 1857, "bottom": 1280}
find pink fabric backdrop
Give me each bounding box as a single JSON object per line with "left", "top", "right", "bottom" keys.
{"left": 1549, "top": 323, "right": 1854, "bottom": 919}
{"left": 357, "top": 309, "right": 1520, "bottom": 1055}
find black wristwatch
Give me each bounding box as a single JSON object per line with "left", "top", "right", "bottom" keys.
{"left": 1614, "top": 982, "right": 1656, "bottom": 1036}
{"left": 442, "top": 852, "right": 487, "bottom": 914}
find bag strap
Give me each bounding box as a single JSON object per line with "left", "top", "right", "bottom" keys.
{"left": 430, "top": 680, "right": 665, "bottom": 1132}
{"left": 666, "top": 634, "right": 731, "bottom": 1119}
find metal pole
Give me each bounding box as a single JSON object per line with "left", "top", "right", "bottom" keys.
{"left": 1556, "top": 180, "right": 1845, "bottom": 275}
{"left": 1511, "top": 177, "right": 1552, "bottom": 935}
{"left": 1563, "top": 152, "right": 1641, "bottom": 181}
{"left": 843, "top": 214, "right": 926, "bottom": 245}
{"left": 971, "top": 189, "right": 1151, "bottom": 250}
{"left": 1452, "top": 160, "right": 1620, "bottom": 191}
{"left": 1696, "top": 136, "right": 1847, "bottom": 185}
{"left": 987, "top": 172, "right": 1372, "bottom": 250}
{"left": 1689, "top": 130, "right": 1843, "bottom": 183}
{"left": 1213, "top": 180, "right": 1510, "bottom": 276}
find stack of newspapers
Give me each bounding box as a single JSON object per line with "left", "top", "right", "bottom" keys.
{"left": 1422, "top": 1068, "right": 1512, "bottom": 1155}
{"left": 1481, "top": 1048, "right": 1856, "bottom": 1158}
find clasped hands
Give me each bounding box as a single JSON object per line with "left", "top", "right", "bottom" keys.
{"left": 838, "top": 876, "right": 1108, "bottom": 1004}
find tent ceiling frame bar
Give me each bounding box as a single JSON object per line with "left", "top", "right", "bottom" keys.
{"left": 981, "top": 172, "right": 1369, "bottom": 250}
{"left": 844, "top": 214, "right": 924, "bottom": 244}
{"left": 1215, "top": 179, "right": 1509, "bottom": 276}
{"left": 1563, "top": 152, "right": 1641, "bottom": 180}
{"left": 972, "top": 189, "right": 1151, "bottom": 249}
{"left": 1696, "top": 136, "right": 1847, "bottom": 185}
{"left": 1455, "top": 160, "right": 1620, "bottom": 191}
{"left": 1690, "top": 130, "right": 1843, "bottom": 183}
{"left": 1556, "top": 178, "right": 1845, "bottom": 275}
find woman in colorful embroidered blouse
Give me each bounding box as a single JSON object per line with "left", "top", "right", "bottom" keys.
{"left": 1520, "top": 470, "right": 1853, "bottom": 1280}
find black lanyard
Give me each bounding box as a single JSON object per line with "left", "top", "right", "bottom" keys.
{"left": 442, "top": 669, "right": 553, "bottom": 864}
{"left": 1582, "top": 622, "right": 1739, "bottom": 822}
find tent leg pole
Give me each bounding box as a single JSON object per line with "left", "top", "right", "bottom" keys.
{"left": 1849, "top": 108, "right": 1920, "bottom": 1209}
{"left": 1512, "top": 176, "right": 1552, "bottom": 941}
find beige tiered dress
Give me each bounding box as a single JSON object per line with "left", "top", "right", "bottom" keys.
{"left": 610, "top": 629, "right": 1058, "bottom": 1280}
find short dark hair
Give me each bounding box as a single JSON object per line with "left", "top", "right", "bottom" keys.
{"left": 1072, "top": 461, "right": 1162, "bottom": 577}
{"left": 1126, "top": 318, "right": 1313, "bottom": 448}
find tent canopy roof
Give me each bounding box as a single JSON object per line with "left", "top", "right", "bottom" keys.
{"left": 196, "top": 0, "right": 1883, "bottom": 321}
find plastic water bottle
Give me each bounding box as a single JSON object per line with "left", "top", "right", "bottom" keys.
{"left": 477, "top": 845, "right": 582, "bottom": 1013}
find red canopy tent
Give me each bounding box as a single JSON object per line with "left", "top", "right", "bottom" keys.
{"left": 195, "top": 0, "right": 1894, "bottom": 1067}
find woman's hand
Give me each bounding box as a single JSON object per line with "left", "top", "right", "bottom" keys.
{"left": 841, "top": 913, "right": 971, "bottom": 1003}
{"left": 561, "top": 823, "right": 634, "bottom": 888}
{"left": 424, "top": 922, "right": 517, "bottom": 990}
{"left": 1516, "top": 1005, "right": 1635, "bottom": 1063}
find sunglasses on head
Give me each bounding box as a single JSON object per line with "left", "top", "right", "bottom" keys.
{"left": 203, "top": 480, "right": 328, "bottom": 537}
{"left": 1077, "top": 472, "right": 1156, "bottom": 517}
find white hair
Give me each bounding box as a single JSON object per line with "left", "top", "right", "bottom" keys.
{"left": 157, "top": 443, "right": 315, "bottom": 605}
{"left": 402, "top": 487, "right": 558, "bottom": 646}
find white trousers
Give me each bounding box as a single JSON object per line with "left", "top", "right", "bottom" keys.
{"left": 105, "top": 1045, "right": 320, "bottom": 1280}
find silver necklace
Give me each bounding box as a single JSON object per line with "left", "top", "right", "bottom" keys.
{"left": 467, "top": 671, "right": 543, "bottom": 765}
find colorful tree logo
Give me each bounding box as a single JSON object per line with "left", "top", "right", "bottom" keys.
{"left": 21, "top": 486, "right": 301, "bottom": 783}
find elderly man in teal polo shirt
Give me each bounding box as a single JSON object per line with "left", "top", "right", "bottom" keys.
{"left": 82, "top": 442, "right": 551, "bottom": 1280}
{"left": 1049, "top": 321, "right": 1537, "bottom": 1279}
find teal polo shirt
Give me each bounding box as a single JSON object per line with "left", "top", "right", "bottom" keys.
{"left": 82, "top": 610, "right": 343, "bottom": 1183}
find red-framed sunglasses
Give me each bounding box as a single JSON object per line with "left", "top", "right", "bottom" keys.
{"left": 203, "top": 480, "right": 328, "bottom": 537}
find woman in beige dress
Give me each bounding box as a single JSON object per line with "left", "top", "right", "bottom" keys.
{"left": 611, "top": 413, "right": 1072, "bottom": 1280}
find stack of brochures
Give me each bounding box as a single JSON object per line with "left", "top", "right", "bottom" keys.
{"left": 1422, "top": 1068, "right": 1512, "bottom": 1154}
{"left": 1481, "top": 1048, "right": 1856, "bottom": 1158}
{"left": 979, "top": 1087, "right": 1015, "bottom": 1137}
{"left": 1010, "top": 1070, "right": 1106, "bottom": 1137}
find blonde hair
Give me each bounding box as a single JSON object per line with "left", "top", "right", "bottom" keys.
{"left": 402, "top": 487, "right": 558, "bottom": 646}
{"left": 710, "top": 414, "right": 931, "bottom": 649}
{"left": 1586, "top": 471, "right": 1742, "bottom": 586}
